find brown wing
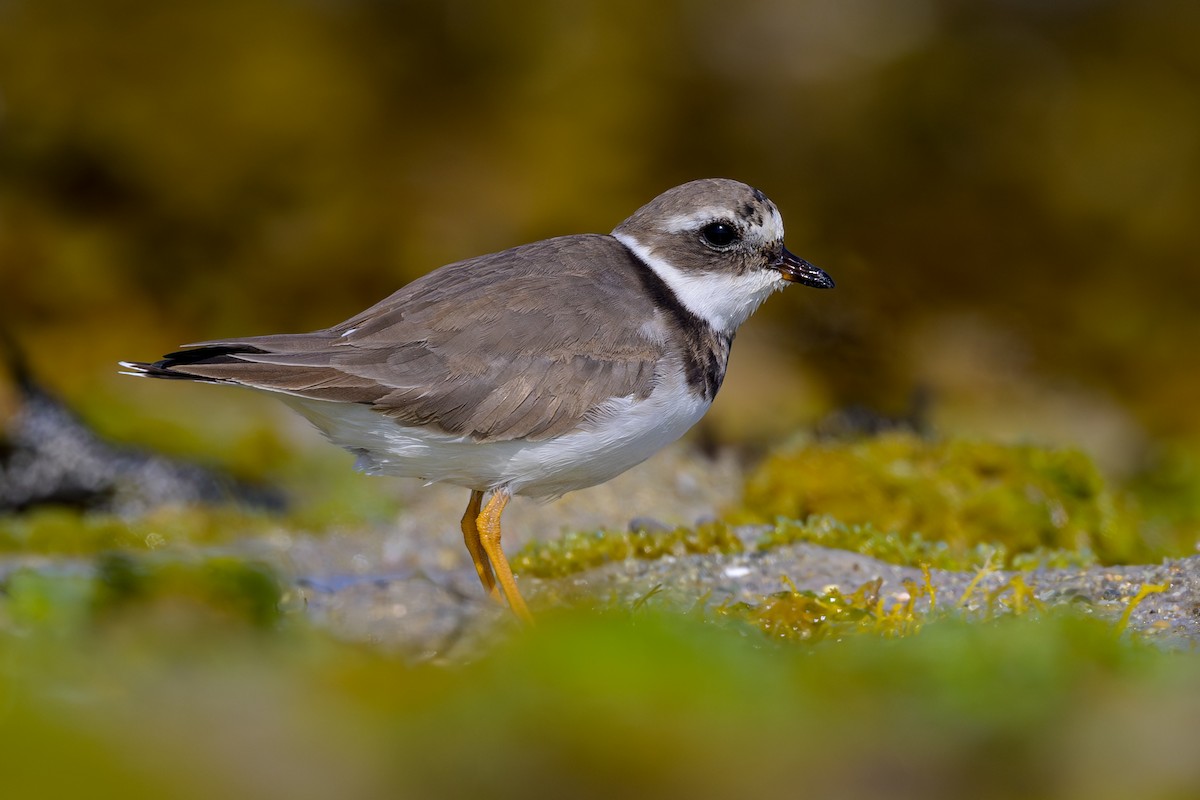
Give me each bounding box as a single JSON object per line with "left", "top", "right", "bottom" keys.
{"left": 132, "top": 235, "right": 668, "bottom": 442}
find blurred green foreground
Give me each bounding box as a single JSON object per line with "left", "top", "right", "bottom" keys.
{"left": 4, "top": 580, "right": 1200, "bottom": 800}
{"left": 2, "top": 427, "right": 1199, "bottom": 799}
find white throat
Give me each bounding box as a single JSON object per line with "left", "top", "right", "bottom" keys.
{"left": 613, "top": 232, "right": 786, "bottom": 335}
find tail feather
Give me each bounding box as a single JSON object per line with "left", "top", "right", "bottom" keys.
{"left": 119, "top": 342, "right": 381, "bottom": 405}
{"left": 118, "top": 345, "right": 269, "bottom": 383}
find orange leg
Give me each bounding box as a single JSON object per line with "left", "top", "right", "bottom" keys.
{"left": 461, "top": 490, "right": 500, "bottom": 602}
{"left": 476, "top": 488, "right": 534, "bottom": 624}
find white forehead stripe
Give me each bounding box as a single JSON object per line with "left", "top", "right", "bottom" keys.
{"left": 613, "top": 231, "right": 787, "bottom": 335}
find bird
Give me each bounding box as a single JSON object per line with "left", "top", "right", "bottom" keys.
{"left": 121, "top": 178, "right": 834, "bottom": 622}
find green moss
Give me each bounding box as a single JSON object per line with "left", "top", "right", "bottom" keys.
{"left": 515, "top": 512, "right": 1093, "bottom": 587}
{"left": 738, "top": 432, "right": 1144, "bottom": 566}
{"left": 757, "top": 514, "right": 1095, "bottom": 572}
{"left": 91, "top": 552, "right": 283, "bottom": 630}
{"left": 1, "top": 569, "right": 96, "bottom": 634}
{"left": 513, "top": 520, "right": 744, "bottom": 579}
{"left": 1126, "top": 441, "right": 1200, "bottom": 554}
{"left": 0, "top": 505, "right": 284, "bottom": 555}
{"left": 1, "top": 564, "right": 1194, "bottom": 800}
{"left": 415, "top": 610, "right": 1195, "bottom": 797}
{"left": 2, "top": 553, "right": 284, "bottom": 635}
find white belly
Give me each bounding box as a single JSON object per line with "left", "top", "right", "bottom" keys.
{"left": 282, "top": 369, "right": 710, "bottom": 500}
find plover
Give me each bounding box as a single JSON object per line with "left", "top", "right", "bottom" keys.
{"left": 122, "top": 178, "right": 834, "bottom": 621}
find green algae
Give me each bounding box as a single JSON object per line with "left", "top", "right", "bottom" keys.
{"left": 3, "top": 603, "right": 1198, "bottom": 800}
{"left": 716, "top": 564, "right": 1061, "bottom": 644}
{"left": 2, "top": 553, "right": 284, "bottom": 635}
{"left": 507, "top": 435, "right": 1172, "bottom": 643}
{"left": 512, "top": 520, "right": 745, "bottom": 579}
{"left": 738, "top": 432, "right": 1146, "bottom": 565}
{"left": 511, "top": 510, "right": 1094, "bottom": 588}
{"left": 512, "top": 435, "right": 1153, "bottom": 584}
{"left": 0, "top": 505, "right": 285, "bottom": 555}
{"left": 1127, "top": 441, "right": 1200, "bottom": 554}
{"left": 757, "top": 514, "right": 1096, "bottom": 572}
{"left": 0, "top": 521, "right": 1192, "bottom": 800}
{"left": 90, "top": 552, "right": 282, "bottom": 630}
{"left": 0, "top": 431, "right": 1186, "bottom": 665}
{"left": 718, "top": 577, "right": 886, "bottom": 642}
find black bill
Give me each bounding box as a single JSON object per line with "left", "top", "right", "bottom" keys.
{"left": 774, "top": 247, "right": 835, "bottom": 289}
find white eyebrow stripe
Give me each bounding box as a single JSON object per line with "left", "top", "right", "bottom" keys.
{"left": 661, "top": 208, "right": 734, "bottom": 234}
{"left": 662, "top": 204, "right": 786, "bottom": 242}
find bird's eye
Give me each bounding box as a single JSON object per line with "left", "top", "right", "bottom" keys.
{"left": 700, "top": 221, "right": 740, "bottom": 248}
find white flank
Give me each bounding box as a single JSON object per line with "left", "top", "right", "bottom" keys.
{"left": 613, "top": 232, "right": 786, "bottom": 335}
{"left": 280, "top": 365, "right": 709, "bottom": 501}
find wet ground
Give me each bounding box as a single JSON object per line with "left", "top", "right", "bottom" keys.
{"left": 247, "top": 447, "right": 1200, "bottom": 659}
{"left": 287, "top": 530, "right": 1200, "bottom": 660}
{"left": 4, "top": 437, "right": 1195, "bottom": 660}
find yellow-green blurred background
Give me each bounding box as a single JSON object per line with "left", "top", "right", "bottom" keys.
{"left": 5, "top": 5, "right": 1200, "bottom": 798}
{"left": 2, "top": 0, "right": 1198, "bottom": 512}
